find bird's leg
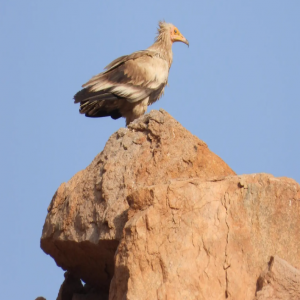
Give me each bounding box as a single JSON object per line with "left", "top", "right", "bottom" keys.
{"left": 123, "top": 98, "right": 149, "bottom": 126}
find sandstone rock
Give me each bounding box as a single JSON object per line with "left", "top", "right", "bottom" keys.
{"left": 41, "top": 110, "right": 235, "bottom": 291}
{"left": 255, "top": 256, "right": 300, "bottom": 300}
{"left": 110, "top": 174, "right": 300, "bottom": 300}
{"left": 41, "top": 109, "right": 300, "bottom": 299}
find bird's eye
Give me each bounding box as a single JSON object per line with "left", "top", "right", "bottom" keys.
{"left": 174, "top": 29, "right": 177, "bottom": 34}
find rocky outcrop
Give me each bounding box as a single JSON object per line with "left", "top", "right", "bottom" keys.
{"left": 41, "top": 109, "right": 234, "bottom": 293}
{"left": 40, "top": 109, "right": 300, "bottom": 299}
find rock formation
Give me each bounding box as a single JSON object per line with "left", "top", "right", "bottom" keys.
{"left": 40, "top": 109, "right": 300, "bottom": 300}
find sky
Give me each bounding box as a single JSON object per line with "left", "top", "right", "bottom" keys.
{"left": 0, "top": 1, "right": 299, "bottom": 299}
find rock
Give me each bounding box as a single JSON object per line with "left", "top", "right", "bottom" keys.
{"left": 56, "top": 271, "right": 83, "bottom": 300}
{"left": 41, "top": 109, "right": 300, "bottom": 299}
{"left": 72, "top": 291, "right": 108, "bottom": 300}
{"left": 55, "top": 272, "right": 108, "bottom": 300}
{"left": 255, "top": 256, "right": 300, "bottom": 300}
{"left": 41, "top": 109, "right": 235, "bottom": 292}
{"left": 110, "top": 174, "right": 300, "bottom": 300}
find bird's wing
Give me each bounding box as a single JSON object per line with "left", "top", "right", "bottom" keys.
{"left": 81, "top": 50, "right": 169, "bottom": 103}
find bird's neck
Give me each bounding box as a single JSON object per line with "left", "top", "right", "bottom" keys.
{"left": 148, "top": 34, "right": 173, "bottom": 68}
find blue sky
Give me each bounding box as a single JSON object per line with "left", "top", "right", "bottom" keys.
{"left": 1, "top": 1, "right": 299, "bottom": 299}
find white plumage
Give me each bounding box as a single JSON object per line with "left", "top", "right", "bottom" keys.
{"left": 74, "top": 22, "right": 189, "bottom": 125}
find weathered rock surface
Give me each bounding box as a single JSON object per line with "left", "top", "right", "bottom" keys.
{"left": 41, "top": 110, "right": 235, "bottom": 291}
{"left": 41, "top": 109, "right": 300, "bottom": 299}
{"left": 110, "top": 174, "right": 300, "bottom": 300}
{"left": 255, "top": 256, "right": 300, "bottom": 300}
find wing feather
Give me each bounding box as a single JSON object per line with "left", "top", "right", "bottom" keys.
{"left": 80, "top": 50, "right": 168, "bottom": 103}
{"left": 74, "top": 49, "right": 169, "bottom": 119}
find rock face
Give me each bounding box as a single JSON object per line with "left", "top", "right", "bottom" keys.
{"left": 40, "top": 109, "right": 300, "bottom": 299}
{"left": 110, "top": 174, "right": 300, "bottom": 300}
{"left": 41, "top": 109, "right": 235, "bottom": 292}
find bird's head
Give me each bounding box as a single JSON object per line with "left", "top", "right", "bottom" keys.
{"left": 157, "top": 22, "right": 189, "bottom": 47}
{"left": 170, "top": 25, "right": 189, "bottom": 47}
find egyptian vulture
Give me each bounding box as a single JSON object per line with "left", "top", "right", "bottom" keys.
{"left": 74, "top": 22, "right": 189, "bottom": 125}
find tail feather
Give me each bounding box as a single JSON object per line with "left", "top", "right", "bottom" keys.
{"left": 74, "top": 88, "right": 123, "bottom": 120}
{"left": 74, "top": 88, "right": 120, "bottom": 103}
{"left": 85, "top": 109, "right": 122, "bottom": 119}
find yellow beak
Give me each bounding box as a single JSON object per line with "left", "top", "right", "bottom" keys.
{"left": 173, "top": 34, "right": 189, "bottom": 47}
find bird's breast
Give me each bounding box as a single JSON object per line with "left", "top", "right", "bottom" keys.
{"left": 145, "top": 57, "right": 169, "bottom": 89}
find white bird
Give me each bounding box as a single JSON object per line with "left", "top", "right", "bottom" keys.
{"left": 74, "top": 22, "right": 189, "bottom": 126}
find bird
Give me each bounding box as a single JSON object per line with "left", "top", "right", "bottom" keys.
{"left": 74, "top": 21, "right": 189, "bottom": 126}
